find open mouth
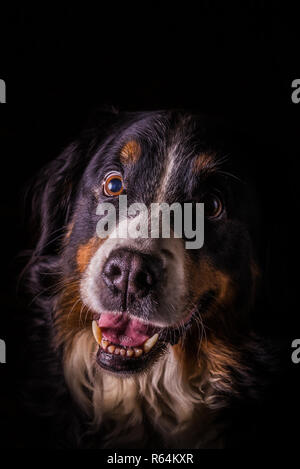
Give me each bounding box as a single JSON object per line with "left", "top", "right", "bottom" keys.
{"left": 91, "top": 312, "right": 193, "bottom": 375}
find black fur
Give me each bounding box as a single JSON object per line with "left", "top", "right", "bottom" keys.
{"left": 21, "top": 110, "right": 275, "bottom": 448}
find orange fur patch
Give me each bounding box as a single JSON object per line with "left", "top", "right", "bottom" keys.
{"left": 54, "top": 278, "right": 88, "bottom": 347}
{"left": 55, "top": 236, "right": 108, "bottom": 346}
{"left": 120, "top": 140, "right": 142, "bottom": 164}
{"left": 193, "top": 153, "right": 216, "bottom": 175}
{"left": 173, "top": 255, "right": 259, "bottom": 394}
{"left": 184, "top": 254, "right": 235, "bottom": 309}
{"left": 76, "top": 237, "right": 105, "bottom": 273}
{"left": 171, "top": 255, "right": 238, "bottom": 375}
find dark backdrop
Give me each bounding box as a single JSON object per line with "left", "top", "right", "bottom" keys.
{"left": 0, "top": 3, "right": 299, "bottom": 448}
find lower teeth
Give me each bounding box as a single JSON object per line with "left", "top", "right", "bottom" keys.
{"left": 92, "top": 322, "right": 159, "bottom": 358}
{"left": 100, "top": 339, "right": 143, "bottom": 358}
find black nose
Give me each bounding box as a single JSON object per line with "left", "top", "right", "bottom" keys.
{"left": 102, "top": 248, "right": 162, "bottom": 308}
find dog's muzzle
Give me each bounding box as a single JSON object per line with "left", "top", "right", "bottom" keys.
{"left": 101, "top": 248, "right": 163, "bottom": 311}
{"left": 82, "top": 238, "right": 193, "bottom": 375}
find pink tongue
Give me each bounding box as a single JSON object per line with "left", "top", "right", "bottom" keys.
{"left": 99, "top": 313, "right": 155, "bottom": 347}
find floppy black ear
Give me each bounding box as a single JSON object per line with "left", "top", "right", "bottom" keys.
{"left": 20, "top": 140, "right": 89, "bottom": 302}
{"left": 30, "top": 141, "right": 84, "bottom": 257}
{"left": 30, "top": 108, "right": 122, "bottom": 258}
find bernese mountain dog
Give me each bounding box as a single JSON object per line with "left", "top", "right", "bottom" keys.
{"left": 23, "top": 110, "right": 271, "bottom": 449}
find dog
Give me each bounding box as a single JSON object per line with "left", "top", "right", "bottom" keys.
{"left": 23, "top": 110, "right": 271, "bottom": 449}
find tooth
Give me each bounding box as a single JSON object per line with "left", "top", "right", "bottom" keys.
{"left": 92, "top": 320, "right": 102, "bottom": 345}
{"left": 107, "top": 345, "right": 116, "bottom": 354}
{"left": 126, "top": 348, "right": 134, "bottom": 357}
{"left": 114, "top": 348, "right": 120, "bottom": 355}
{"left": 120, "top": 349, "right": 126, "bottom": 356}
{"left": 101, "top": 339, "right": 110, "bottom": 350}
{"left": 134, "top": 348, "right": 143, "bottom": 357}
{"left": 143, "top": 333, "right": 158, "bottom": 353}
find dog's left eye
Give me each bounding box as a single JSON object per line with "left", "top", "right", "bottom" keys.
{"left": 103, "top": 172, "right": 124, "bottom": 196}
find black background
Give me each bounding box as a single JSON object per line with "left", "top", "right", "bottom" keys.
{"left": 0, "top": 3, "right": 300, "bottom": 448}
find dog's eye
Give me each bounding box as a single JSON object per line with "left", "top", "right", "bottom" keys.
{"left": 204, "top": 194, "right": 223, "bottom": 218}
{"left": 103, "top": 172, "right": 124, "bottom": 196}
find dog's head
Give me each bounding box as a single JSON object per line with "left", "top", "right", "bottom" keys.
{"left": 29, "top": 111, "right": 259, "bottom": 383}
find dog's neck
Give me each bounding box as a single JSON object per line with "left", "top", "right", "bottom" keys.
{"left": 63, "top": 329, "right": 222, "bottom": 448}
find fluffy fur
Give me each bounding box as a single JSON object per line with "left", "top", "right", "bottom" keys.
{"left": 22, "top": 110, "right": 272, "bottom": 448}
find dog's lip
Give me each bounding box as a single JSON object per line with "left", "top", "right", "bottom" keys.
{"left": 92, "top": 309, "right": 196, "bottom": 374}
{"left": 96, "top": 340, "right": 165, "bottom": 375}
{"left": 92, "top": 292, "right": 214, "bottom": 374}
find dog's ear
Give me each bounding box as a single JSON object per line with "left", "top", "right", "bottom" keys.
{"left": 19, "top": 140, "right": 87, "bottom": 307}
{"left": 29, "top": 141, "right": 85, "bottom": 256}
{"left": 29, "top": 108, "right": 122, "bottom": 256}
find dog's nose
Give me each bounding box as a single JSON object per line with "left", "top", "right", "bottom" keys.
{"left": 102, "top": 248, "right": 161, "bottom": 306}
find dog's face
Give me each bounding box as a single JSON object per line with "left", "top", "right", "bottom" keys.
{"left": 52, "top": 112, "right": 258, "bottom": 377}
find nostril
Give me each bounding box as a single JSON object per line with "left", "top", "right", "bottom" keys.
{"left": 102, "top": 261, "right": 123, "bottom": 291}
{"left": 107, "top": 264, "right": 121, "bottom": 279}
{"left": 146, "top": 271, "right": 155, "bottom": 286}
{"left": 131, "top": 269, "right": 156, "bottom": 296}
{"left": 136, "top": 271, "right": 150, "bottom": 288}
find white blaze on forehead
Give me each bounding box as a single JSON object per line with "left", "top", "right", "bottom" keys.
{"left": 155, "top": 143, "right": 179, "bottom": 202}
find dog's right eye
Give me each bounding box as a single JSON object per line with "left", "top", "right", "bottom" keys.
{"left": 103, "top": 172, "right": 124, "bottom": 196}
{"left": 203, "top": 193, "right": 223, "bottom": 218}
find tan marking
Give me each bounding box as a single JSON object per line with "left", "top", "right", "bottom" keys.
{"left": 120, "top": 140, "right": 142, "bottom": 164}
{"left": 193, "top": 153, "right": 216, "bottom": 175}
{"left": 54, "top": 236, "right": 109, "bottom": 346}
{"left": 54, "top": 277, "right": 86, "bottom": 347}
{"left": 76, "top": 237, "right": 106, "bottom": 273}
{"left": 173, "top": 255, "right": 259, "bottom": 391}
{"left": 200, "top": 335, "right": 244, "bottom": 391}
{"left": 171, "top": 255, "right": 239, "bottom": 375}
{"left": 172, "top": 327, "right": 245, "bottom": 399}
{"left": 184, "top": 255, "right": 236, "bottom": 310}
